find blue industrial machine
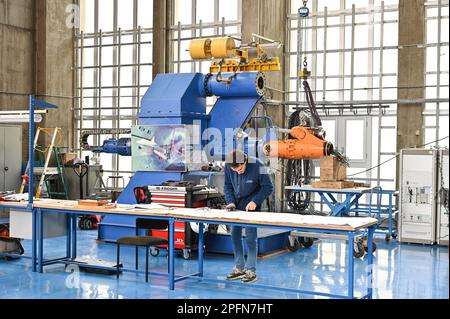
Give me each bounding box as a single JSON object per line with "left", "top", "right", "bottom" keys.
{"left": 93, "top": 37, "right": 291, "bottom": 256}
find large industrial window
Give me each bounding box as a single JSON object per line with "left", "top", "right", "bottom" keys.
{"left": 75, "top": 0, "right": 153, "bottom": 186}
{"left": 287, "top": 0, "right": 448, "bottom": 212}
{"left": 288, "top": 0, "right": 399, "bottom": 202}
{"left": 169, "top": 0, "right": 242, "bottom": 111}
{"left": 170, "top": 0, "right": 241, "bottom": 73}
{"left": 424, "top": 1, "right": 449, "bottom": 148}
{"left": 287, "top": 0, "right": 449, "bottom": 197}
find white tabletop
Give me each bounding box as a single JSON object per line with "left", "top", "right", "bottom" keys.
{"left": 31, "top": 200, "right": 377, "bottom": 231}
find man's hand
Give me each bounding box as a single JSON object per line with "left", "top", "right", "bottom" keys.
{"left": 226, "top": 203, "right": 236, "bottom": 211}
{"left": 245, "top": 201, "right": 257, "bottom": 211}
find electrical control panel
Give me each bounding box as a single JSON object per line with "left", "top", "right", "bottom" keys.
{"left": 399, "top": 149, "right": 438, "bottom": 244}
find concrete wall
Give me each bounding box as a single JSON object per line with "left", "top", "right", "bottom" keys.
{"left": 0, "top": 0, "right": 74, "bottom": 162}
{"left": 35, "top": 0, "right": 74, "bottom": 150}
{"left": 0, "top": 0, "right": 35, "bottom": 158}
{"left": 152, "top": 0, "right": 170, "bottom": 78}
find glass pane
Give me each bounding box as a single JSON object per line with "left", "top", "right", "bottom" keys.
{"left": 326, "top": 52, "right": 340, "bottom": 76}
{"left": 141, "top": 43, "right": 153, "bottom": 64}
{"left": 118, "top": 0, "right": 134, "bottom": 30}
{"left": 120, "top": 43, "right": 134, "bottom": 65}
{"left": 318, "top": 0, "right": 341, "bottom": 12}
{"left": 138, "top": 0, "right": 153, "bottom": 28}
{"left": 119, "top": 97, "right": 133, "bottom": 115}
{"left": 174, "top": 0, "right": 192, "bottom": 24}
{"left": 98, "top": 0, "right": 114, "bottom": 32}
{"left": 383, "top": 22, "right": 398, "bottom": 46}
{"left": 424, "top": 128, "right": 436, "bottom": 146}
{"left": 101, "top": 46, "right": 114, "bottom": 66}
{"left": 354, "top": 25, "right": 369, "bottom": 48}
{"left": 197, "top": 0, "right": 215, "bottom": 23}
{"left": 120, "top": 66, "right": 134, "bottom": 86}
{"left": 379, "top": 155, "right": 396, "bottom": 180}
{"left": 438, "top": 117, "right": 449, "bottom": 148}
{"left": 101, "top": 67, "right": 114, "bottom": 87}
{"left": 380, "top": 128, "right": 396, "bottom": 153}
{"left": 426, "top": 18, "right": 438, "bottom": 44}
{"left": 220, "top": 0, "right": 238, "bottom": 20}
{"left": 383, "top": 49, "right": 397, "bottom": 73}
{"left": 80, "top": 0, "right": 95, "bottom": 33}
{"left": 322, "top": 120, "right": 336, "bottom": 146}
{"left": 345, "top": 119, "right": 365, "bottom": 160}
{"left": 354, "top": 51, "right": 369, "bottom": 75}
{"left": 82, "top": 69, "right": 95, "bottom": 88}
{"left": 140, "top": 65, "right": 153, "bottom": 86}
{"left": 326, "top": 27, "right": 340, "bottom": 51}
{"left": 346, "top": 0, "right": 369, "bottom": 9}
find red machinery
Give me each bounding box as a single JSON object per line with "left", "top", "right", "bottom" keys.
{"left": 134, "top": 181, "right": 223, "bottom": 259}
{"left": 79, "top": 215, "right": 101, "bottom": 230}
{"left": 0, "top": 224, "right": 24, "bottom": 257}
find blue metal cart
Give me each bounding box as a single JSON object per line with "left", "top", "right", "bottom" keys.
{"left": 285, "top": 185, "right": 398, "bottom": 242}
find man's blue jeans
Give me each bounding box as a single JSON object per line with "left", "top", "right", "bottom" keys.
{"left": 230, "top": 226, "right": 258, "bottom": 272}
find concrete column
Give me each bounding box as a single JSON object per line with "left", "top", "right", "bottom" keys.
{"left": 242, "top": 0, "right": 288, "bottom": 211}
{"left": 35, "top": 0, "right": 74, "bottom": 150}
{"left": 0, "top": 0, "right": 36, "bottom": 158}
{"left": 152, "top": 0, "right": 170, "bottom": 78}
{"left": 397, "top": 0, "right": 425, "bottom": 184}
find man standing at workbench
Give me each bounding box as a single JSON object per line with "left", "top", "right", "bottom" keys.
{"left": 224, "top": 150, "right": 274, "bottom": 283}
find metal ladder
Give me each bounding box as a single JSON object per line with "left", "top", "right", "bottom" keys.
{"left": 19, "top": 128, "right": 69, "bottom": 199}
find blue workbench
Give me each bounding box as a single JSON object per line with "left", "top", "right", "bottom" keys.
{"left": 30, "top": 201, "right": 376, "bottom": 299}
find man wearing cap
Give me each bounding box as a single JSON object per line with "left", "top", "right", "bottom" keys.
{"left": 223, "top": 150, "right": 274, "bottom": 283}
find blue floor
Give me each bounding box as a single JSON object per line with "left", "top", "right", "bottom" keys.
{"left": 0, "top": 230, "right": 448, "bottom": 299}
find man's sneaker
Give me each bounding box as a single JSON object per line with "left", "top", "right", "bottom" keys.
{"left": 241, "top": 270, "right": 257, "bottom": 283}
{"left": 226, "top": 268, "right": 246, "bottom": 280}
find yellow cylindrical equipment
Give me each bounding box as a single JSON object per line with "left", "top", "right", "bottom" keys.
{"left": 211, "top": 37, "right": 236, "bottom": 59}
{"left": 189, "top": 39, "right": 212, "bottom": 59}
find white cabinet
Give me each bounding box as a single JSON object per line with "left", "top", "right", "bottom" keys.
{"left": 0, "top": 126, "right": 22, "bottom": 192}
{"left": 399, "top": 149, "right": 437, "bottom": 244}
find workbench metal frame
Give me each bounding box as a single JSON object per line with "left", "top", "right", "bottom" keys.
{"left": 286, "top": 186, "right": 374, "bottom": 217}
{"left": 34, "top": 205, "right": 375, "bottom": 299}
{"left": 286, "top": 185, "right": 398, "bottom": 240}
{"left": 351, "top": 188, "right": 398, "bottom": 241}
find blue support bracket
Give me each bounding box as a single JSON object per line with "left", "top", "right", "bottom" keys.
{"left": 31, "top": 99, "right": 58, "bottom": 109}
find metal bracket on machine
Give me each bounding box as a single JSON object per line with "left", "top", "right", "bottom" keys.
{"left": 80, "top": 129, "right": 132, "bottom": 155}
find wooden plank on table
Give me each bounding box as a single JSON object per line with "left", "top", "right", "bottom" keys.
{"left": 0, "top": 201, "right": 29, "bottom": 208}
{"left": 77, "top": 199, "right": 109, "bottom": 206}
{"left": 312, "top": 180, "right": 355, "bottom": 189}
{"left": 353, "top": 182, "right": 371, "bottom": 188}
{"left": 74, "top": 204, "right": 116, "bottom": 210}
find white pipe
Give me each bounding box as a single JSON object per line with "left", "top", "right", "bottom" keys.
{"left": 0, "top": 110, "right": 47, "bottom": 115}
{"left": 0, "top": 114, "right": 43, "bottom": 123}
